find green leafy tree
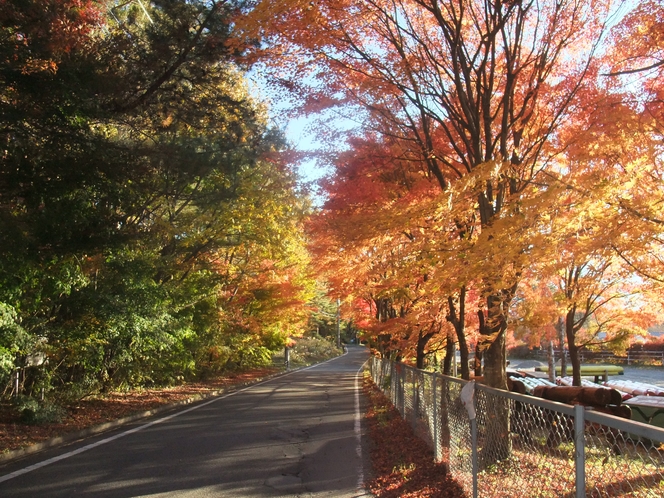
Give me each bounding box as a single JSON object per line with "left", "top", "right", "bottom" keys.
{"left": 0, "top": 0, "right": 313, "bottom": 397}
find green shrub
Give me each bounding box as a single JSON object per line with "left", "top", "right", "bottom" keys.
{"left": 13, "top": 396, "right": 66, "bottom": 425}
{"left": 289, "top": 336, "right": 341, "bottom": 367}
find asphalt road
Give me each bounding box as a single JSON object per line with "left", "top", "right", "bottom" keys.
{"left": 0, "top": 346, "right": 371, "bottom": 497}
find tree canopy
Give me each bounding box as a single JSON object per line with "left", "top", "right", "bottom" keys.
{"left": 3, "top": 0, "right": 664, "bottom": 432}
{"left": 0, "top": 0, "right": 316, "bottom": 398}
{"left": 241, "top": 0, "right": 664, "bottom": 392}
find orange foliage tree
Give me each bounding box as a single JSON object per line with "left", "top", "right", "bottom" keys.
{"left": 239, "top": 0, "right": 664, "bottom": 392}
{"left": 307, "top": 136, "right": 452, "bottom": 369}
{"left": 241, "top": 0, "right": 618, "bottom": 394}
{"left": 509, "top": 73, "right": 664, "bottom": 385}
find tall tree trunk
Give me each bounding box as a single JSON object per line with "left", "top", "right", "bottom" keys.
{"left": 474, "top": 343, "right": 483, "bottom": 377}
{"left": 547, "top": 340, "right": 556, "bottom": 384}
{"left": 556, "top": 316, "right": 567, "bottom": 377}
{"left": 457, "top": 334, "right": 469, "bottom": 380}
{"left": 565, "top": 308, "right": 582, "bottom": 386}
{"left": 442, "top": 331, "right": 455, "bottom": 375}
{"left": 478, "top": 296, "right": 511, "bottom": 464}
{"left": 483, "top": 327, "right": 508, "bottom": 388}
{"left": 478, "top": 296, "right": 509, "bottom": 390}
{"left": 416, "top": 329, "right": 434, "bottom": 370}
{"left": 446, "top": 286, "right": 470, "bottom": 380}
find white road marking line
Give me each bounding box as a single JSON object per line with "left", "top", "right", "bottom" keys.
{"left": 0, "top": 365, "right": 321, "bottom": 484}
{"left": 355, "top": 359, "right": 368, "bottom": 492}
{"left": 0, "top": 352, "right": 352, "bottom": 484}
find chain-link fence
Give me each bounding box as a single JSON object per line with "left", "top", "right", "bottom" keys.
{"left": 368, "top": 356, "right": 664, "bottom": 497}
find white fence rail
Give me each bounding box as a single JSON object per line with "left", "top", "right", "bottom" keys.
{"left": 369, "top": 356, "right": 664, "bottom": 497}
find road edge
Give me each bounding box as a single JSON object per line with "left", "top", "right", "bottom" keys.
{"left": 0, "top": 378, "right": 281, "bottom": 465}
{"left": 0, "top": 357, "right": 340, "bottom": 465}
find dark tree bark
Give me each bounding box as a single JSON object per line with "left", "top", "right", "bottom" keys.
{"left": 442, "top": 330, "right": 455, "bottom": 375}
{"left": 416, "top": 328, "right": 435, "bottom": 369}
{"left": 474, "top": 342, "right": 483, "bottom": 377}
{"left": 556, "top": 316, "right": 567, "bottom": 377}
{"left": 547, "top": 340, "right": 556, "bottom": 384}
{"left": 566, "top": 307, "right": 583, "bottom": 387}
{"left": 446, "top": 286, "right": 470, "bottom": 379}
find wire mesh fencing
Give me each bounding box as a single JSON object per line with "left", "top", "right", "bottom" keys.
{"left": 582, "top": 409, "right": 664, "bottom": 497}
{"left": 368, "top": 356, "right": 664, "bottom": 497}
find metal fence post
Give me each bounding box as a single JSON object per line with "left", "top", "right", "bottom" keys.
{"left": 575, "top": 404, "right": 586, "bottom": 498}
{"left": 399, "top": 366, "right": 403, "bottom": 414}
{"left": 391, "top": 361, "right": 396, "bottom": 407}
{"left": 395, "top": 364, "right": 400, "bottom": 413}
{"left": 397, "top": 366, "right": 401, "bottom": 416}
{"left": 392, "top": 362, "right": 397, "bottom": 405}
{"left": 412, "top": 370, "right": 418, "bottom": 429}
{"left": 471, "top": 416, "right": 478, "bottom": 498}
{"left": 433, "top": 374, "right": 439, "bottom": 461}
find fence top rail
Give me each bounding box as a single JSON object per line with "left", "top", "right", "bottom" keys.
{"left": 585, "top": 408, "right": 664, "bottom": 442}
{"left": 381, "top": 359, "right": 576, "bottom": 414}
{"left": 394, "top": 361, "right": 468, "bottom": 387}
{"left": 476, "top": 382, "right": 577, "bottom": 416}
{"left": 374, "top": 356, "right": 664, "bottom": 444}
{"left": 432, "top": 371, "right": 467, "bottom": 387}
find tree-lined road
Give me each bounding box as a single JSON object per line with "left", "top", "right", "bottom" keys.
{"left": 0, "top": 347, "right": 370, "bottom": 497}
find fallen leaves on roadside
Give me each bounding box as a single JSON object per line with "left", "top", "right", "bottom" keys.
{"left": 0, "top": 367, "right": 280, "bottom": 455}
{"left": 6, "top": 364, "right": 463, "bottom": 498}
{"left": 363, "top": 375, "right": 467, "bottom": 498}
